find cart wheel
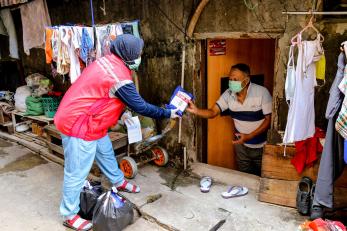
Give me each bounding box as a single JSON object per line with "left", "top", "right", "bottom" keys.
{"left": 120, "top": 157, "right": 138, "bottom": 179}
{"left": 151, "top": 146, "right": 169, "bottom": 166}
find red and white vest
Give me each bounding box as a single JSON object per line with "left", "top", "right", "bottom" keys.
{"left": 54, "top": 54, "right": 132, "bottom": 141}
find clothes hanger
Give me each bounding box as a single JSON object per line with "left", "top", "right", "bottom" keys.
{"left": 291, "top": 14, "right": 324, "bottom": 45}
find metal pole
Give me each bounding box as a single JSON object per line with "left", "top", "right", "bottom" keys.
{"left": 178, "top": 44, "right": 186, "bottom": 144}
{"left": 282, "top": 11, "right": 347, "bottom": 15}
{"left": 183, "top": 146, "right": 187, "bottom": 170}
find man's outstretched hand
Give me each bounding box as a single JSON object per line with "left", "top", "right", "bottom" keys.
{"left": 186, "top": 101, "right": 198, "bottom": 114}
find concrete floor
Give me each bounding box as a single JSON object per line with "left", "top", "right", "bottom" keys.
{"left": 0, "top": 137, "right": 306, "bottom": 231}
{"left": 119, "top": 163, "right": 306, "bottom": 231}
{"left": 0, "top": 138, "right": 163, "bottom": 231}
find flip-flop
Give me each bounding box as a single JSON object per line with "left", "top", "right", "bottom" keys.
{"left": 200, "top": 176, "right": 212, "bottom": 193}
{"left": 221, "top": 186, "right": 248, "bottom": 199}
{"left": 63, "top": 215, "right": 92, "bottom": 231}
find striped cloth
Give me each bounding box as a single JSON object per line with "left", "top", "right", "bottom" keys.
{"left": 0, "top": 0, "right": 28, "bottom": 7}
{"left": 335, "top": 64, "right": 347, "bottom": 139}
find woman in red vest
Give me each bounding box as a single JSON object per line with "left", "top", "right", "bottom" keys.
{"left": 55, "top": 34, "right": 179, "bottom": 231}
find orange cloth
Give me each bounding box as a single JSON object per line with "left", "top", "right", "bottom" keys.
{"left": 45, "top": 28, "right": 53, "bottom": 64}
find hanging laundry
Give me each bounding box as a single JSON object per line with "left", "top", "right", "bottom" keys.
{"left": 44, "top": 22, "right": 135, "bottom": 83}
{"left": 56, "top": 27, "right": 70, "bottom": 75}
{"left": 103, "top": 24, "right": 123, "bottom": 56}
{"left": 0, "top": 9, "right": 19, "bottom": 59}
{"left": 291, "top": 127, "right": 325, "bottom": 173}
{"left": 45, "top": 28, "right": 53, "bottom": 64}
{"left": 51, "top": 28, "right": 59, "bottom": 63}
{"left": 113, "top": 23, "right": 123, "bottom": 37}
{"left": 69, "top": 27, "right": 82, "bottom": 83}
{"left": 285, "top": 45, "right": 296, "bottom": 102}
{"left": 315, "top": 54, "right": 326, "bottom": 82}
{"left": 80, "top": 27, "right": 95, "bottom": 65}
{"left": 20, "top": 0, "right": 51, "bottom": 55}
{"left": 312, "top": 52, "right": 346, "bottom": 210}
{"left": 335, "top": 42, "right": 347, "bottom": 139}
{"left": 121, "top": 20, "right": 140, "bottom": 38}
{"left": 283, "top": 33, "right": 324, "bottom": 144}
{"left": 95, "top": 25, "right": 109, "bottom": 59}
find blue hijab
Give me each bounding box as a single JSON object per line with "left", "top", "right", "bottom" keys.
{"left": 110, "top": 34, "right": 144, "bottom": 63}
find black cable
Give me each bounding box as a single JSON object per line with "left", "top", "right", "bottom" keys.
{"left": 148, "top": 0, "right": 187, "bottom": 37}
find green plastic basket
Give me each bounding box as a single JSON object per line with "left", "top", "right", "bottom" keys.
{"left": 41, "top": 96, "right": 61, "bottom": 118}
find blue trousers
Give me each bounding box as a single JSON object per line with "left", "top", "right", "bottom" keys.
{"left": 60, "top": 134, "right": 124, "bottom": 217}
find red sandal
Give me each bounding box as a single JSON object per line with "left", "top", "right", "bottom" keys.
{"left": 63, "top": 214, "right": 92, "bottom": 231}
{"left": 116, "top": 180, "right": 140, "bottom": 193}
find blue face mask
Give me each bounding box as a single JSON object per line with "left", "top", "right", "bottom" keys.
{"left": 127, "top": 57, "right": 141, "bottom": 71}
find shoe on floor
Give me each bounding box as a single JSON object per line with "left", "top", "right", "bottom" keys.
{"left": 296, "top": 176, "right": 313, "bottom": 215}
{"left": 310, "top": 205, "right": 324, "bottom": 220}
{"left": 115, "top": 179, "right": 140, "bottom": 193}
{"left": 200, "top": 176, "right": 212, "bottom": 193}
{"left": 63, "top": 214, "right": 92, "bottom": 231}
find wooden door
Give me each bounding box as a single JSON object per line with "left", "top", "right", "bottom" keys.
{"left": 207, "top": 39, "right": 275, "bottom": 169}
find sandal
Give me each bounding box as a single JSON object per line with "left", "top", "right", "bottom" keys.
{"left": 200, "top": 176, "right": 212, "bottom": 193}
{"left": 296, "top": 176, "right": 312, "bottom": 215}
{"left": 63, "top": 214, "right": 92, "bottom": 231}
{"left": 116, "top": 179, "right": 140, "bottom": 193}
{"left": 221, "top": 186, "right": 248, "bottom": 199}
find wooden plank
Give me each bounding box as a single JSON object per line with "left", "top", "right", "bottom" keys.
{"left": 47, "top": 142, "right": 64, "bottom": 156}
{"left": 110, "top": 132, "right": 128, "bottom": 149}
{"left": 12, "top": 111, "right": 54, "bottom": 123}
{"left": 44, "top": 125, "right": 60, "bottom": 138}
{"left": 262, "top": 144, "right": 319, "bottom": 181}
{"left": 258, "top": 178, "right": 297, "bottom": 208}
{"left": 335, "top": 170, "right": 347, "bottom": 188}
{"left": 334, "top": 187, "right": 347, "bottom": 208}
{"left": 258, "top": 178, "right": 347, "bottom": 208}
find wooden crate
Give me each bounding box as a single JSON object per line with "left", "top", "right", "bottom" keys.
{"left": 259, "top": 178, "right": 347, "bottom": 208}
{"left": 0, "top": 108, "right": 11, "bottom": 124}
{"left": 259, "top": 144, "right": 347, "bottom": 207}
{"left": 261, "top": 144, "right": 319, "bottom": 181}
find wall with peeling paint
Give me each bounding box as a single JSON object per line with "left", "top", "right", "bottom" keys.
{"left": 3, "top": 0, "right": 347, "bottom": 166}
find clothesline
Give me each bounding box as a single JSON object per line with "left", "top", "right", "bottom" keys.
{"left": 282, "top": 11, "right": 347, "bottom": 15}
{"left": 44, "top": 20, "right": 141, "bottom": 84}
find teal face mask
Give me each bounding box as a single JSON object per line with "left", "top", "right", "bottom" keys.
{"left": 229, "top": 79, "right": 248, "bottom": 93}
{"left": 229, "top": 80, "right": 243, "bottom": 93}
{"left": 127, "top": 57, "right": 141, "bottom": 71}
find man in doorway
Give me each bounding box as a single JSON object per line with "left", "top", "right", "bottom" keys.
{"left": 187, "top": 63, "right": 272, "bottom": 176}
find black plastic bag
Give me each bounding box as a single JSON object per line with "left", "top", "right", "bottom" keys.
{"left": 92, "top": 189, "right": 134, "bottom": 231}
{"left": 78, "top": 181, "right": 103, "bottom": 220}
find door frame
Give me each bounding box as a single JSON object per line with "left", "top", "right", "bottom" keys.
{"left": 194, "top": 32, "right": 282, "bottom": 164}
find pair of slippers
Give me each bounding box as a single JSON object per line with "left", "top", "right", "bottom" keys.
{"left": 200, "top": 176, "right": 248, "bottom": 198}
